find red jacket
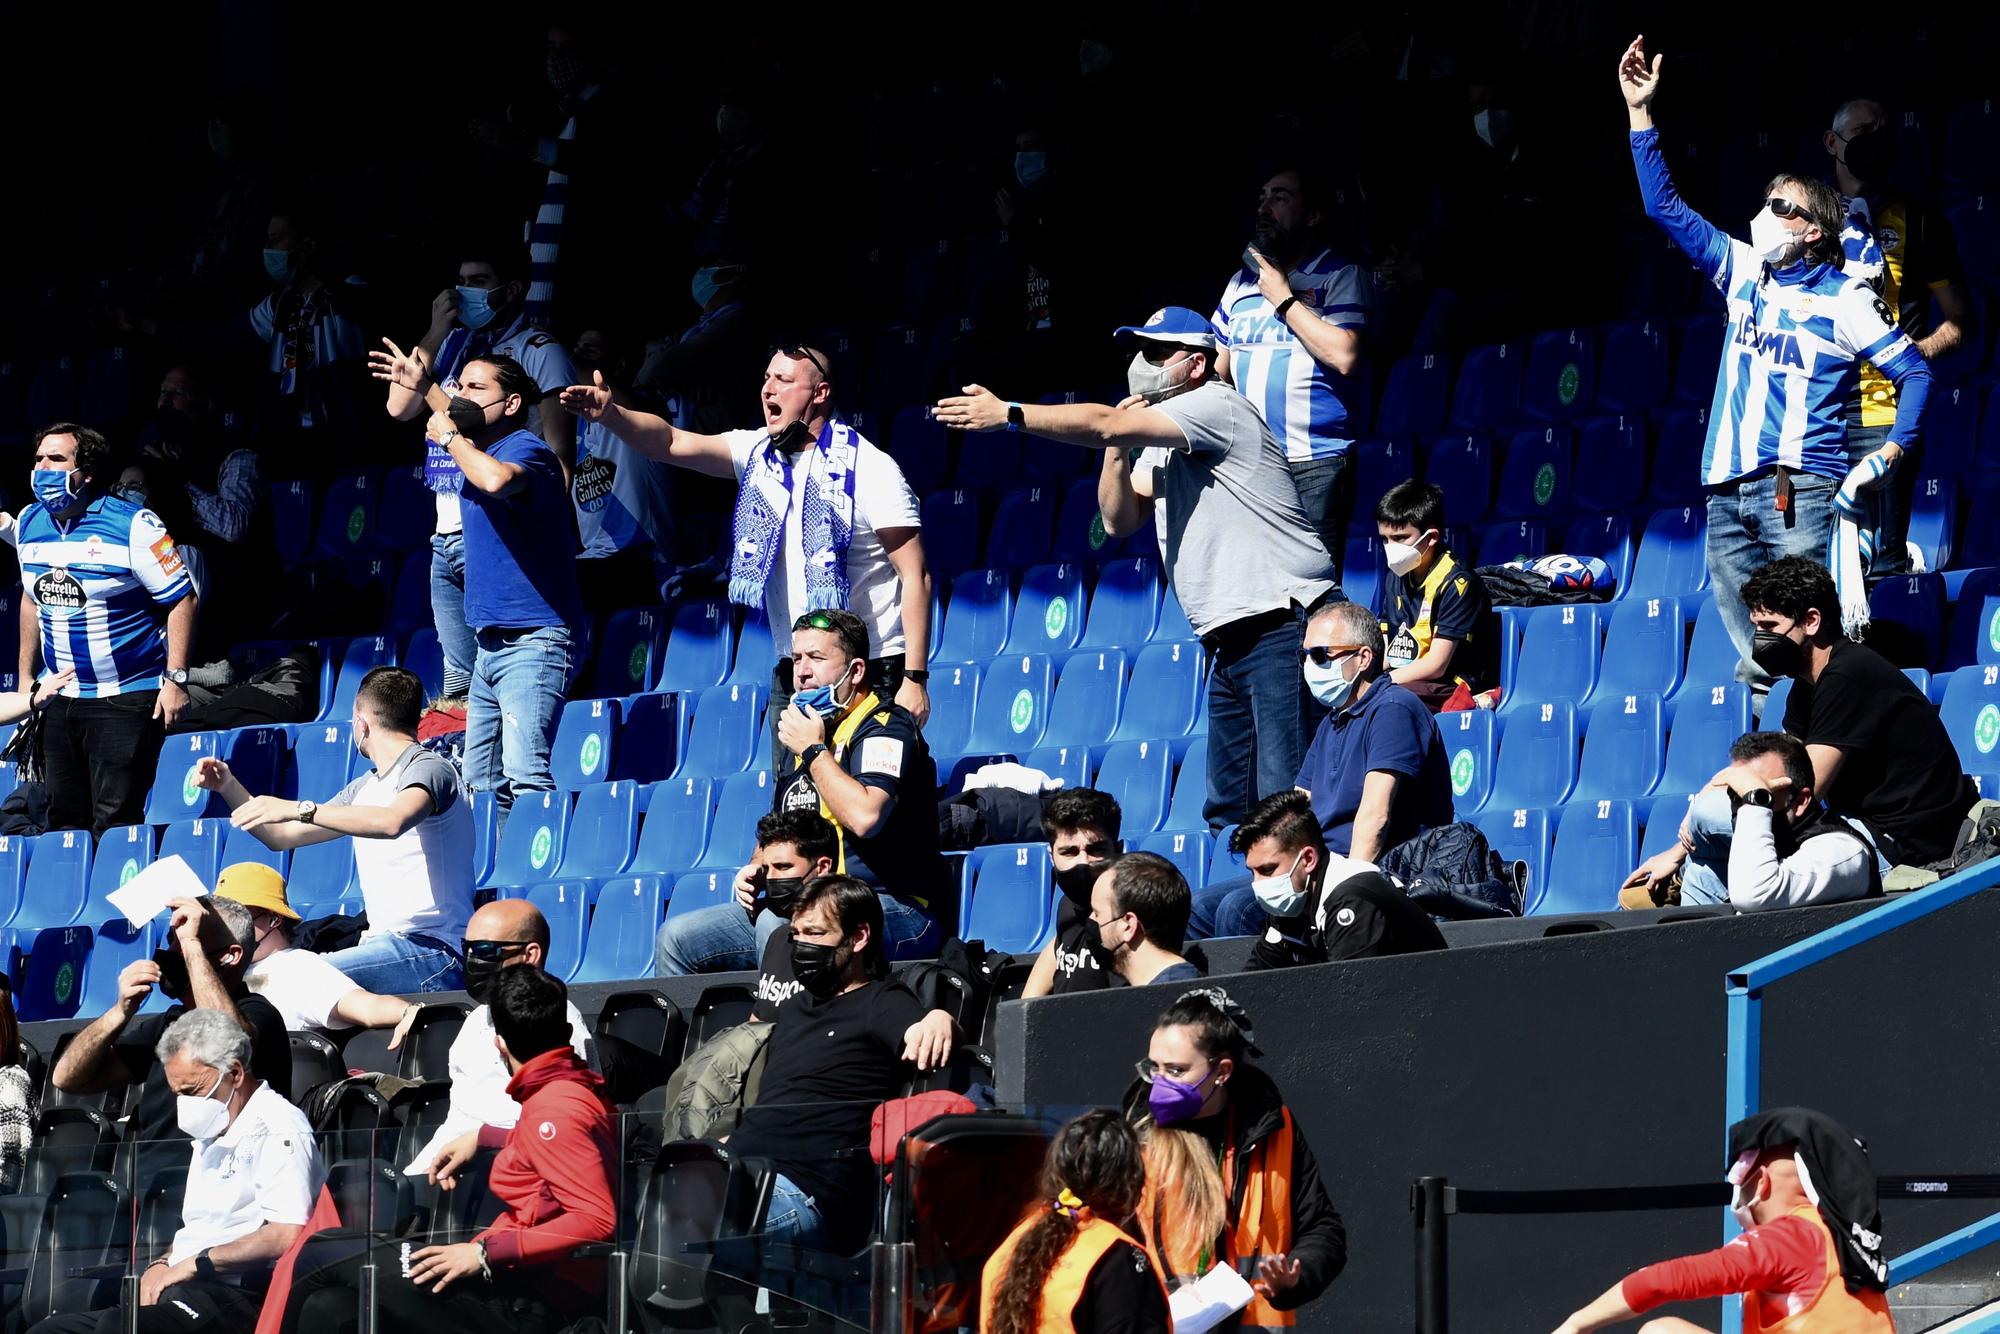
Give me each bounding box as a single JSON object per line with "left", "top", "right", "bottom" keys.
{"left": 475, "top": 1047, "right": 619, "bottom": 1292}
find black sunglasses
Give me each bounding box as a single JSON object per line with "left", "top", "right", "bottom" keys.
{"left": 1763, "top": 196, "right": 1809, "bottom": 221}
{"left": 1299, "top": 645, "right": 1363, "bottom": 667}
{"left": 462, "top": 939, "right": 532, "bottom": 963}
{"left": 772, "top": 344, "right": 831, "bottom": 380}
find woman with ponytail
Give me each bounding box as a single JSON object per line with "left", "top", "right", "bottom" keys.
{"left": 1126, "top": 988, "right": 1347, "bottom": 1330}
{"left": 980, "top": 1110, "right": 1168, "bottom": 1334}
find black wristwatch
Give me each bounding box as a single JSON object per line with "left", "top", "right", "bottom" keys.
{"left": 1741, "top": 788, "right": 1775, "bottom": 809}
{"left": 1006, "top": 403, "right": 1025, "bottom": 432}
{"left": 799, "top": 743, "right": 829, "bottom": 769}
{"left": 904, "top": 669, "right": 930, "bottom": 685}
{"left": 194, "top": 1249, "right": 218, "bottom": 1279}
{"left": 1273, "top": 295, "right": 1300, "bottom": 321}
{"left": 165, "top": 668, "right": 190, "bottom": 687}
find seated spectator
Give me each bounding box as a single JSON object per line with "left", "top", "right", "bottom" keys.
{"left": 28, "top": 1009, "right": 320, "bottom": 1334}
{"left": 723, "top": 877, "right": 957, "bottom": 1253}
{"left": 0, "top": 976, "right": 35, "bottom": 1194}
{"left": 405, "top": 899, "right": 593, "bottom": 1177}
{"left": 1621, "top": 732, "right": 1878, "bottom": 913}
{"left": 569, "top": 326, "right": 680, "bottom": 610}
{"left": 198, "top": 667, "right": 473, "bottom": 994}
{"left": 658, "top": 610, "right": 943, "bottom": 972}
{"left": 655, "top": 808, "right": 837, "bottom": 978}
{"left": 1236, "top": 792, "right": 1446, "bottom": 969}
{"left": 1086, "top": 853, "right": 1204, "bottom": 988}
{"left": 1024, "top": 788, "right": 1123, "bottom": 998}
{"left": 1375, "top": 480, "right": 1499, "bottom": 710}
{"left": 287, "top": 967, "right": 616, "bottom": 1334}
{"left": 1190, "top": 600, "right": 1454, "bottom": 940}
{"left": 51, "top": 896, "right": 289, "bottom": 1157}
{"left": 1745, "top": 557, "right": 1975, "bottom": 867}
{"left": 219, "top": 863, "right": 426, "bottom": 1035}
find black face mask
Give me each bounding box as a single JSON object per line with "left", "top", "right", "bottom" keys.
{"left": 1077, "top": 915, "right": 1117, "bottom": 964}
{"left": 769, "top": 417, "right": 816, "bottom": 453}
{"left": 1842, "top": 128, "right": 1895, "bottom": 185}
{"left": 1752, "top": 630, "right": 1806, "bottom": 680}
{"left": 760, "top": 875, "right": 807, "bottom": 918}
{"left": 462, "top": 955, "right": 504, "bottom": 1005}
{"left": 447, "top": 395, "right": 494, "bottom": 439}
{"left": 1053, "top": 861, "right": 1104, "bottom": 906}
{"left": 790, "top": 937, "right": 848, "bottom": 998}
{"left": 152, "top": 949, "right": 190, "bottom": 1002}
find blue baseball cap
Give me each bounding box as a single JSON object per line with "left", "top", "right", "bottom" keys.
{"left": 1112, "top": 306, "right": 1217, "bottom": 351}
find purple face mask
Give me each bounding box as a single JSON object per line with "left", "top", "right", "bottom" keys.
{"left": 1148, "top": 1069, "right": 1213, "bottom": 1126}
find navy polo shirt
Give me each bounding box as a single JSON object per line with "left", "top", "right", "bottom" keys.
{"left": 1295, "top": 677, "right": 1455, "bottom": 855}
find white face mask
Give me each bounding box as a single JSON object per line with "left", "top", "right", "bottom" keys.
{"left": 1749, "top": 208, "right": 1803, "bottom": 267}
{"left": 1384, "top": 534, "right": 1432, "bottom": 577}
{"left": 1252, "top": 851, "right": 1308, "bottom": 918}
{"left": 176, "top": 1068, "right": 233, "bottom": 1141}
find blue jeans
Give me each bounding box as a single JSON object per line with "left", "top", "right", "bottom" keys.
{"left": 1845, "top": 421, "right": 1914, "bottom": 580}
{"left": 1679, "top": 789, "right": 1891, "bottom": 907}
{"left": 654, "top": 894, "right": 940, "bottom": 977}
{"left": 1186, "top": 873, "right": 1268, "bottom": 942}
{"left": 1204, "top": 611, "right": 1324, "bottom": 829}
{"left": 429, "top": 531, "right": 475, "bottom": 698}
{"left": 1705, "top": 472, "right": 1836, "bottom": 696}
{"left": 764, "top": 1173, "right": 829, "bottom": 1250}
{"left": 1288, "top": 451, "right": 1353, "bottom": 562}
{"left": 321, "top": 931, "right": 464, "bottom": 994}
{"left": 465, "top": 625, "right": 578, "bottom": 818}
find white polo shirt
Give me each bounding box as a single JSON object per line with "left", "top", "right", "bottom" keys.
{"left": 245, "top": 947, "right": 364, "bottom": 1032}
{"left": 168, "top": 1083, "right": 321, "bottom": 1270}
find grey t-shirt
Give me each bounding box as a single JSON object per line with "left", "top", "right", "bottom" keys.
{"left": 326, "top": 743, "right": 474, "bottom": 940}
{"left": 1135, "top": 383, "right": 1338, "bottom": 636}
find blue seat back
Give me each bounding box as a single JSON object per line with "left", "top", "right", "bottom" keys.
{"left": 1487, "top": 700, "right": 1578, "bottom": 810}
{"left": 1562, "top": 514, "right": 1634, "bottom": 598}
{"left": 552, "top": 698, "right": 621, "bottom": 791}
{"left": 1907, "top": 475, "right": 1956, "bottom": 573}
{"left": 656, "top": 600, "right": 735, "bottom": 694}
{"left": 1867, "top": 574, "right": 1945, "bottom": 672}
{"left": 1131, "top": 830, "right": 1212, "bottom": 890}
{"left": 77, "top": 919, "right": 156, "bottom": 1018}
{"left": 680, "top": 684, "right": 768, "bottom": 778}
{"left": 1474, "top": 807, "right": 1551, "bottom": 911}
{"left": 1503, "top": 605, "right": 1603, "bottom": 712}
{"left": 292, "top": 724, "right": 360, "bottom": 804}
{"left": 1439, "top": 709, "right": 1497, "bottom": 815}
{"left": 1426, "top": 435, "right": 1494, "bottom": 525}
{"left": 1163, "top": 737, "right": 1209, "bottom": 832}
{"left": 403, "top": 629, "right": 445, "bottom": 700}
{"left": 939, "top": 569, "right": 1013, "bottom": 662}
{"left": 1571, "top": 416, "right": 1647, "bottom": 515}
{"left": 1494, "top": 426, "right": 1572, "bottom": 520}
{"left": 1572, "top": 693, "right": 1666, "bottom": 804}
{"left": 375, "top": 463, "right": 434, "bottom": 552}
{"left": 593, "top": 608, "right": 664, "bottom": 697}
{"left": 1341, "top": 534, "right": 1385, "bottom": 617}
{"left": 314, "top": 470, "right": 380, "bottom": 558}
{"left": 611, "top": 691, "right": 682, "bottom": 785}
{"left": 1628, "top": 506, "right": 1709, "bottom": 600}
{"left": 921, "top": 489, "right": 985, "bottom": 581}
{"left": 288, "top": 839, "right": 357, "bottom": 904}
{"left": 962, "top": 844, "right": 1054, "bottom": 953}
{"left": 1349, "top": 439, "right": 1418, "bottom": 519}
{"left": 1522, "top": 328, "right": 1596, "bottom": 421}
{"left": 1974, "top": 592, "right": 2000, "bottom": 668}
{"left": 271, "top": 481, "right": 317, "bottom": 565}
{"left": 926, "top": 662, "right": 981, "bottom": 757}
{"left": 1113, "top": 640, "right": 1203, "bottom": 742}
{"left": 326, "top": 636, "right": 398, "bottom": 722}
{"left": 730, "top": 610, "right": 776, "bottom": 686}
{"left": 576, "top": 876, "right": 667, "bottom": 982}
{"left": 145, "top": 732, "right": 222, "bottom": 824}
{"left": 1377, "top": 350, "right": 1451, "bottom": 436}
{"left": 1079, "top": 558, "right": 1161, "bottom": 649}
{"left": 1007, "top": 562, "right": 1087, "bottom": 656}
{"left": 699, "top": 771, "right": 772, "bottom": 870}
{"left": 1594, "top": 319, "right": 1669, "bottom": 414}
{"left": 1155, "top": 585, "right": 1197, "bottom": 643}
{"left": 968, "top": 655, "right": 1054, "bottom": 754}
{"left": 17, "top": 925, "right": 90, "bottom": 1021}
{"left": 1596, "top": 596, "right": 1685, "bottom": 701}
{"left": 488, "top": 791, "right": 571, "bottom": 888}
{"left": 887, "top": 406, "right": 951, "bottom": 497}
{"left": 1475, "top": 520, "right": 1545, "bottom": 568}
{"left": 557, "top": 781, "right": 639, "bottom": 879}
{"left": 222, "top": 826, "right": 289, "bottom": 877}
{"left": 1662, "top": 681, "right": 1753, "bottom": 794}
{"left": 1044, "top": 650, "right": 1125, "bottom": 749}
{"left": 1052, "top": 477, "right": 1119, "bottom": 565}
{"left": 17, "top": 828, "right": 91, "bottom": 930}
{"left": 86, "top": 825, "right": 155, "bottom": 921}
{"left": 523, "top": 882, "right": 590, "bottom": 981}
{"left": 1671, "top": 315, "right": 1725, "bottom": 405}
{"left": 1093, "top": 740, "right": 1171, "bottom": 836}
{"left": 986, "top": 486, "right": 1055, "bottom": 569}
{"left": 1940, "top": 666, "right": 2000, "bottom": 779}
{"left": 668, "top": 870, "right": 734, "bottom": 920}
{"left": 633, "top": 777, "right": 714, "bottom": 873}
{"left": 158, "top": 820, "right": 225, "bottom": 886}
{"left": 1449, "top": 342, "right": 1523, "bottom": 431}
{"left": 1538, "top": 800, "right": 1638, "bottom": 916}
{"left": 1641, "top": 792, "right": 1696, "bottom": 860}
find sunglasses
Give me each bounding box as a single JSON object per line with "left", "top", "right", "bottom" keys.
{"left": 1299, "top": 645, "right": 1363, "bottom": 667}
{"left": 793, "top": 611, "right": 841, "bottom": 633}
{"left": 772, "top": 344, "right": 831, "bottom": 380}
{"left": 1763, "top": 196, "right": 1810, "bottom": 221}
{"left": 462, "top": 939, "right": 532, "bottom": 963}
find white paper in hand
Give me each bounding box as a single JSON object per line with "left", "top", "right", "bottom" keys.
{"left": 1168, "top": 1262, "right": 1256, "bottom": 1334}
{"left": 106, "top": 855, "right": 208, "bottom": 927}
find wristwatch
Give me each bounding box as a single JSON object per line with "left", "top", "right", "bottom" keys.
{"left": 904, "top": 669, "right": 930, "bottom": 685}
{"left": 194, "top": 1249, "right": 218, "bottom": 1279}
{"left": 1741, "top": 788, "right": 1775, "bottom": 809}
{"left": 165, "top": 668, "right": 190, "bottom": 687}
{"left": 1273, "top": 295, "right": 1300, "bottom": 321}
{"left": 799, "top": 743, "right": 829, "bottom": 769}
{"left": 1006, "top": 403, "right": 1025, "bottom": 432}
{"left": 297, "top": 799, "right": 319, "bottom": 825}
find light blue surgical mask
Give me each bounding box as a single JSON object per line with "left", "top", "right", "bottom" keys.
{"left": 1014, "top": 151, "right": 1047, "bottom": 188}
{"left": 691, "top": 267, "right": 723, "bottom": 310}
{"left": 263, "top": 248, "right": 294, "bottom": 284}
{"left": 792, "top": 675, "right": 856, "bottom": 718}
{"left": 1252, "top": 851, "right": 1308, "bottom": 918}
{"left": 456, "top": 285, "right": 499, "bottom": 330}
{"left": 1303, "top": 655, "right": 1358, "bottom": 710}
{"left": 30, "top": 468, "right": 81, "bottom": 511}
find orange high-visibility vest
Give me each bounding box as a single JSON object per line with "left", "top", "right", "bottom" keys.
{"left": 979, "top": 1211, "right": 1168, "bottom": 1334}
{"left": 1744, "top": 1205, "right": 1895, "bottom": 1334}
{"left": 1142, "top": 1108, "right": 1298, "bottom": 1328}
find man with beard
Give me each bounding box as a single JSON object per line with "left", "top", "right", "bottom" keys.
{"left": 567, "top": 327, "right": 678, "bottom": 610}
{"left": 935, "top": 308, "right": 1340, "bottom": 829}
{"left": 1212, "top": 166, "right": 1373, "bottom": 553}
{"left": 1023, "top": 788, "right": 1122, "bottom": 997}
{"left": 1082, "top": 853, "right": 1201, "bottom": 988}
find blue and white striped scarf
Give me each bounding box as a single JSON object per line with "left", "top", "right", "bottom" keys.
{"left": 1831, "top": 452, "right": 1894, "bottom": 639}
{"left": 727, "top": 421, "right": 859, "bottom": 611}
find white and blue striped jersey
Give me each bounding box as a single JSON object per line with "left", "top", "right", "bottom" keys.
{"left": 1630, "top": 129, "right": 1930, "bottom": 485}
{"left": 18, "top": 495, "right": 192, "bottom": 697}
{"left": 1211, "top": 247, "right": 1372, "bottom": 463}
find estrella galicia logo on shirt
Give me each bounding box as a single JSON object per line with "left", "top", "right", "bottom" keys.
{"left": 32, "top": 568, "right": 85, "bottom": 610}
{"left": 1733, "top": 323, "right": 1812, "bottom": 370}
{"left": 574, "top": 454, "right": 616, "bottom": 512}
{"left": 781, "top": 777, "right": 819, "bottom": 813}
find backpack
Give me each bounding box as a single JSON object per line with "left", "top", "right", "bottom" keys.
{"left": 658, "top": 1019, "right": 776, "bottom": 1142}
{"left": 1378, "top": 822, "right": 1526, "bottom": 921}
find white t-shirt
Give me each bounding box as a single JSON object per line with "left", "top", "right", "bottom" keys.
{"left": 169, "top": 1083, "right": 321, "bottom": 1269}
{"left": 329, "top": 743, "right": 474, "bottom": 942}
{"left": 403, "top": 999, "right": 595, "bottom": 1175}
{"left": 724, "top": 427, "right": 920, "bottom": 658}
{"left": 245, "top": 947, "right": 364, "bottom": 1032}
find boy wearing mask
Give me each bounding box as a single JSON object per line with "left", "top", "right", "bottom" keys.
{"left": 1375, "top": 480, "right": 1499, "bottom": 712}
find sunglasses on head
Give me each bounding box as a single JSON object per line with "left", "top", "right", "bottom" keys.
{"left": 1299, "top": 645, "right": 1363, "bottom": 667}
{"left": 1763, "top": 196, "right": 1810, "bottom": 221}
{"left": 462, "top": 939, "right": 532, "bottom": 963}
{"left": 772, "top": 344, "right": 830, "bottom": 380}
{"left": 793, "top": 611, "right": 841, "bottom": 633}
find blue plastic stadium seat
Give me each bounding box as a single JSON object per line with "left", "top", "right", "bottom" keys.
{"left": 1671, "top": 315, "right": 1725, "bottom": 405}
{"left": 1558, "top": 515, "right": 1632, "bottom": 599}
{"left": 1571, "top": 693, "right": 1666, "bottom": 804}
{"left": 1449, "top": 342, "right": 1523, "bottom": 431}
{"left": 1571, "top": 417, "right": 1648, "bottom": 516}
{"left": 939, "top": 569, "right": 1013, "bottom": 662}
{"left": 287, "top": 839, "right": 356, "bottom": 905}
{"left": 1522, "top": 328, "right": 1597, "bottom": 422}
{"left": 1647, "top": 409, "right": 1710, "bottom": 510}
{"left": 522, "top": 882, "right": 590, "bottom": 981}
{"left": 1439, "top": 709, "right": 1497, "bottom": 815}
{"left": 1340, "top": 536, "right": 1385, "bottom": 617}
{"left": 79, "top": 345, "right": 138, "bottom": 426}
{"left": 968, "top": 654, "right": 1054, "bottom": 755}
{"left": 1043, "top": 650, "right": 1126, "bottom": 749}
{"left": 632, "top": 776, "right": 714, "bottom": 873}
{"left": 1959, "top": 475, "right": 2000, "bottom": 572}
{"left": 1022, "top": 744, "right": 1091, "bottom": 791}
{"left": 1474, "top": 806, "right": 1551, "bottom": 911}
{"left": 1051, "top": 477, "right": 1115, "bottom": 565}
{"left": 1672, "top": 596, "right": 1738, "bottom": 703}
{"left": 1592, "top": 596, "right": 1685, "bottom": 703}
{"left": 1662, "top": 682, "right": 1753, "bottom": 795}
{"left": 1425, "top": 435, "right": 1494, "bottom": 526}
{"left": 1112, "top": 640, "right": 1203, "bottom": 743}
{"left": 158, "top": 820, "right": 226, "bottom": 886}
{"left": 1640, "top": 792, "right": 1696, "bottom": 861}
{"left": 1474, "top": 520, "right": 1545, "bottom": 568}
{"left": 887, "top": 406, "right": 951, "bottom": 497}
{"left": 313, "top": 470, "right": 382, "bottom": 559}
{"left": 921, "top": 489, "right": 985, "bottom": 581}
{"left": 0, "top": 835, "right": 30, "bottom": 928}
{"left": 593, "top": 608, "right": 664, "bottom": 697}
{"left": 576, "top": 875, "right": 667, "bottom": 982}
{"left": 1906, "top": 475, "right": 1955, "bottom": 574}
{"left": 1094, "top": 740, "right": 1172, "bottom": 836}
{"left": 1079, "top": 558, "right": 1161, "bottom": 650}
{"left": 986, "top": 486, "right": 1056, "bottom": 570}
{"left": 1162, "top": 737, "right": 1209, "bottom": 832}
{"left": 1536, "top": 800, "right": 1638, "bottom": 916}
{"left": 292, "top": 723, "right": 360, "bottom": 803}
{"left": 468, "top": 792, "right": 497, "bottom": 887}
{"left": 1498, "top": 606, "right": 1602, "bottom": 718}
{"left": 374, "top": 463, "right": 434, "bottom": 553}
{"left": 698, "top": 771, "right": 772, "bottom": 870}
{"left": 1628, "top": 507, "right": 1709, "bottom": 601}
{"left": 961, "top": 844, "right": 1054, "bottom": 953}
{"left": 1939, "top": 666, "right": 2000, "bottom": 782}
{"left": 1956, "top": 579, "right": 2000, "bottom": 670}
{"left": 552, "top": 699, "right": 620, "bottom": 791}
{"left": 77, "top": 919, "right": 156, "bottom": 1019}
{"left": 1923, "top": 382, "right": 1979, "bottom": 482}
{"left": 271, "top": 481, "right": 317, "bottom": 566}
{"left": 1377, "top": 350, "right": 1451, "bottom": 437}
{"left": 221, "top": 826, "right": 289, "bottom": 877}
{"left": 730, "top": 611, "right": 775, "bottom": 686}
{"left": 1764, "top": 677, "right": 1794, "bottom": 729}
{"left": 1006, "top": 562, "right": 1087, "bottom": 656}
{"left": 1868, "top": 575, "right": 1946, "bottom": 672}
{"left": 655, "top": 600, "right": 735, "bottom": 694}
{"left": 668, "top": 869, "right": 734, "bottom": 921}
{"left": 403, "top": 629, "right": 445, "bottom": 701}
{"left": 1132, "top": 830, "right": 1212, "bottom": 890}
{"left": 611, "top": 692, "right": 682, "bottom": 785}
{"left": 1209, "top": 824, "right": 1248, "bottom": 880}
{"left": 1594, "top": 319, "right": 1670, "bottom": 415}
{"left": 678, "top": 684, "right": 767, "bottom": 779}
{"left": 16, "top": 925, "right": 90, "bottom": 1021}
{"left": 146, "top": 728, "right": 285, "bottom": 825}
{"left": 953, "top": 425, "right": 1022, "bottom": 494}
{"left": 323, "top": 636, "right": 398, "bottom": 723}
{"left": 1348, "top": 439, "right": 1419, "bottom": 519}
{"left": 85, "top": 825, "right": 155, "bottom": 921}
{"left": 15, "top": 828, "right": 90, "bottom": 930}
{"left": 386, "top": 555, "right": 433, "bottom": 634}
{"left": 487, "top": 791, "right": 571, "bottom": 889}
{"left": 926, "top": 662, "right": 981, "bottom": 758}
{"left": 1486, "top": 700, "right": 1579, "bottom": 811}
{"left": 1155, "top": 585, "right": 1196, "bottom": 642}
{"left": 557, "top": 781, "right": 639, "bottom": 879}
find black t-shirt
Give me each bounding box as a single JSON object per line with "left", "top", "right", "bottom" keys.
{"left": 1782, "top": 640, "right": 1974, "bottom": 865}
{"left": 773, "top": 702, "right": 950, "bottom": 928}
{"left": 728, "top": 977, "right": 925, "bottom": 1249}
{"left": 1050, "top": 898, "right": 1113, "bottom": 995}
{"left": 750, "top": 925, "right": 803, "bottom": 1023}
{"left": 1072, "top": 1239, "right": 1170, "bottom": 1334}
{"left": 1383, "top": 554, "right": 1499, "bottom": 694}
{"left": 113, "top": 993, "right": 293, "bottom": 1146}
